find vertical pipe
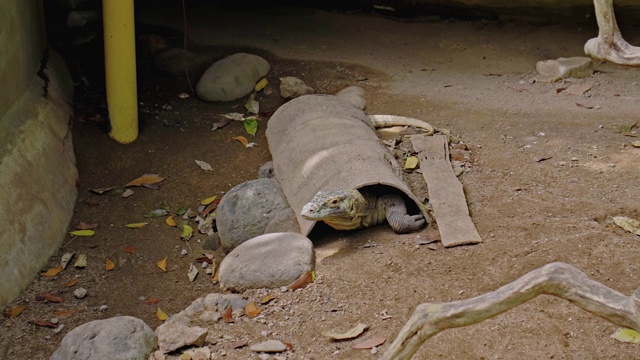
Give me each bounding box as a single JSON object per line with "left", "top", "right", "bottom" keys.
{"left": 103, "top": 0, "right": 138, "bottom": 144}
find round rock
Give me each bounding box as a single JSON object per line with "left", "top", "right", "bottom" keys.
{"left": 50, "top": 316, "right": 156, "bottom": 360}
{"left": 217, "top": 178, "right": 291, "bottom": 251}
{"left": 196, "top": 53, "right": 270, "bottom": 102}
{"left": 219, "top": 232, "right": 315, "bottom": 292}
{"left": 279, "top": 76, "right": 315, "bottom": 99}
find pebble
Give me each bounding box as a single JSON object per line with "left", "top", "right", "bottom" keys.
{"left": 74, "top": 287, "right": 88, "bottom": 299}
{"left": 98, "top": 305, "right": 108, "bottom": 311}
{"left": 181, "top": 249, "right": 188, "bottom": 256}
{"left": 250, "top": 340, "right": 287, "bottom": 353}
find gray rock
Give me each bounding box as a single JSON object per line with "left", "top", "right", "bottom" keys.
{"left": 279, "top": 76, "right": 315, "bottom": 99}
{"left": 155, "top": 293, "right": 247, "bottom": 353}
{"left": 336, "top": 86, "right": 367, "bottom": 110}
{"left": 217, "top": 178, "right": 291, "bottom": 250}
{"left": 258, "top": 161, "right": 275, "bottom": 179}
{"left": 250, "top": 339, "right": 288, "bottom": 353}
{"left": 154, "top": 48, "right": 209, "bottom": 77}
{"left": 196, "top": 53, "right": 270, "bottom": 102}
{"left": 265, "top": 208, "right": 300, "bottom": 234}
{"left": 535, "top": 57, "right": 594, "bottom": 81}
{"left": 219, "top": 232, "right": 315, "bottom": 292}
{"left": 50, "top": 316, "right": 156, "bottom": 360}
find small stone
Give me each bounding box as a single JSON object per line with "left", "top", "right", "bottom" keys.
{"left": 53, "top": 324, "right": 65, "bottom": 334}
{"left": 50, "top": 317, "right": 59, "bottom": 324}
{"left": 197, "top": 53, "right": 270, "bottom": 102}
{"left": 74, "top": 287, "right": 88, "bottom": 299}
{"left": 181, "top": 249, "right": 188, "bottom": 256}
{"left": 98, "top": 305, "right": 108, "bottom": 311}
{"left": 250, "top": 339, "right": 288, "bottom": 353}
{"left": 279, "top": 76, "right": 315, "bottom": 99}
{"left": 535, "top": 57, "right": 594, "bottom": 81}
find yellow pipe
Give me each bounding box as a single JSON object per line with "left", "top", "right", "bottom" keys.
{"left": 103, "top": 0, "right": 138, "bottom": 143}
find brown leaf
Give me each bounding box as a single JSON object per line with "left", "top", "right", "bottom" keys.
{"left": 261, "top": 294, "right": 275, "bottom": 304}
{"left": 53, "top": 309, "right": 77, "bottom": 317}
{"left": 232, "top": 136, "right": 249, "bottom": 148}
{"left": 44, "top": 294, "right": 64, "bottom": 303}
{"left": 41, "top": 265, "right": 63, "bottom": 277}
{"left": 144, "top": 298, "right": 162, "bottom": 305}
{"left": 76, "top": 221, "right": 98, "bottom": 230}
{"left": 3, "top": 306, "right": 26, "bottom": 318}
{"left": 194, "top": 256, "right": 213, "bottom": 264}
{"left": 353, "top": 337, "right": 386, "bottom": 349}
{"left": 105, "top": 258, "right": 115, "bottom": 271}
{"left": 231, "top": 340, "right": 248, "bottom": 349}
{"left": 245, "top": 301, "right": 261, "bottom": 318}
{"left": 575, "top": 102, "right": 593, "bottom": 109}
{"left": 65, "top": 279, "right": 78, "bottom": 287}
{"left": 287, "top": 271, "right": 315, "bottom": 290}
{"left": 28, "top": 319, "right": 57, "bottom": 328}
{"left": 284, "top": 342, "right": 295, "bottom": 351}
{"left": 125, "top": 174, "right": 165, "bottom": 187}
{"left": 123, "top": 246, "right": 136, "bottom": 254}
{"left": 222, "top": 306, "right": 233, "bottom": 323}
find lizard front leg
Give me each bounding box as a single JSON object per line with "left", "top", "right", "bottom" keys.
{"left": 380, "top": 194, "right": 426, "bottom": 234}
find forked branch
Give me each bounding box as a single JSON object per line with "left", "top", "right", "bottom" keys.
{"left": 380, "top": 262, "right": 640, "bottom": 360}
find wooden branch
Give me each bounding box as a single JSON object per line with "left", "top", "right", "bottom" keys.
{"left": 380, "top": 262, "right": 640, "bottom": 360}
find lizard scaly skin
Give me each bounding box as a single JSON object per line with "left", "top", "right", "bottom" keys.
{"left": 301, "top": 189, "right": 426, "bottom": 234}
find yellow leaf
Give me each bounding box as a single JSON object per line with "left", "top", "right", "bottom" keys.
{"left": 126, "top": 222, "right": 148, "bottom": 229}
{"left": 232, "top": 136, "right": 249, "bottom": 148}
{"left": 201, "top": 195, "right": 217, "bottom": 206}
{"left": 404, "top": 156, "right": 419, "bottom": 169}
{"left": 69, "top": 229, "right": 95, "bottom": 236}
{"left": 180, "top": 225, "right": 193, "bottom": 240}
{"left": 165, "top": 216, "right": 176, "bottom": 227}
{"left": 254, "top": 78, "right": 268, "bottom": 92}
{"left": 261, "top": 294, "right": 275, "bottom": 304}
{"left": 157, "top": 257, "right": 167, "bottom": 272}
{"left": 245, "top": 301, "right": 261, "bottom": 318}
{"left": 612, "top": 328, "right": 640, "bottom": 344}
{"left": 125, "top": 174, "right": 165, "bottom": 187}
{"left": 156, "top": 307, "right": 169, "bottom": 321}
{"left": 8, "top": 306, "right": 26, "bottom": 318}
{"left": 105, "top": 258, "right": 115, "bottom": 271}
{"left": 65, "top": 279, "right": 78, "bottom": 287}
{"left": 41, "top": 265, "right": 63, "bottom": 277}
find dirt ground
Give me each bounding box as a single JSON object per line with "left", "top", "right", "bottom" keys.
{"left": 2, "top": 3, "right": 640, "bottom": 359}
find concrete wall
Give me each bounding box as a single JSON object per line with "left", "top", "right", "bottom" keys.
{"left": 0, "top": 0, "right": 76, "bottom": 309}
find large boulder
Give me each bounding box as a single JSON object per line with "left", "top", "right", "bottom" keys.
{"left": 219, "top": 232, "right": 315, "bottom": 292}
{"left": 50, "top": 316, "right": 156, "bottom": 360}
{"left": 196, "top": 53, "right": 270, "bottom": 102}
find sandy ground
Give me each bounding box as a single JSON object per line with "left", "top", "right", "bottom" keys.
{"left": 2, "top": 3, "right": 640, "bottom": 359}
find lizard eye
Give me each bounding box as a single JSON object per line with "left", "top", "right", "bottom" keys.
{"left": 329, "top": 199, "right": 339, "bottom": 205}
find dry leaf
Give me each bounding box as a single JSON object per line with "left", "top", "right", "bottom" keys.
{"left": 126, "top": 222, "right": 148, "bottom": 229}
{"left": 245, "top": 301, "right": 261, "bottom": 318}
{"left": 76, "top": 221, "right": 98, "bottom": 230}
{"left": 611, "top": 328, "right": 640, "bottom": 344}
{"left": 404, "top": 156, "right": 419, "bottom": 169}
{"left": 65, "top": 279, "right": 78, "bottom": 287}
{"left": 201, "top": 195, "right": 217, "bottom": 205}
{"left": 323, "top": 323, "right": 368, "bottom": 340}
{"left": 261, "top": 294, "right": 275, "bottom": 304}
{"left": 28, "top": 319, "right": 56, "bottom": 328}
{"left": 631, "top": 140, "right": 640, "bottom": 148}
{"left": 125, "top": 174, "right": 165, "bottom": 187}
{"left": 3, "top": 306, "right": 26, "bottom": 318}
{"left": 105, "top": 258, "right": 115, "bottom": 271}
{"left": 124, "top": 246, "right": 136, "bottom": 254}
{"left": 144, "top": 298, "right": 162, "bottom": 305}
{"left": 157, "top": 257, "right": 168, "bottom": 272}
{"left": 44, "top": 294, "right": 64, "bottom": 303}
{"left": 41, "top": 265, "right": 63, "bottom": 277}
{"left": 353, "top": 337, "right": 386, "bottom": 349}
{"left": 187, "top": 263, "right": 198, "bottom": 282}
{"left": 60, "top": 252, "right": 74, "bottom": 269}
{"left": 165, "top": 216, "right": 176, "bottom": 227}
{"left": 69, "top": 229, "right": 95, "bottom": 236}
{"left": 254, "top": 78, "right": 268, "bottom": 92}
{"left": 53, "top": 309, "right": 76, "bottom": 317}
{"left": 612, "top": 216, "right": 640, "bottom": 235}
{"left": 74, "top": 254, "right": 87, "bottom": 268}
{"left": 195, "top": 160, "right": 213, "bottom": 171}
{"left": 156, "top": 308, "right": 169, "bottom": 321}
{"left": 232, "top": 135, "right": 249, "bottom": 148}
{"left": 222, "top": 306, "right": 233, "bottom": 323}
{"left": 231, "top": 340, "right": 248, "bottom": 349}
{"left": 287, "top": 270, "right": 315, "bottom": 290}
{"left": 213, "top": 268, "right": 219, "bottom": 282}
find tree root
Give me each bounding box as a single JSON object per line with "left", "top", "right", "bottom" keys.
{"left": 380, "top": 262, "right": 640, "bottom": 360}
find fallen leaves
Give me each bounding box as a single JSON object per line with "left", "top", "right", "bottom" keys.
{"left": 222, "top": 306, "right": 234, "bottom": 323}
{"left": 195, "top": 160, "right": 213, "bottom": 171}
{"left": 28, "top": 319, "right": 57, "bottom": 328}
{"left": 611, "top": 328, "right": 640, "bottom": 344}
{"left": 243, "top": 117, "right": 258, "bottom": 135}
{"left": 245, "top": 301, "right": 261, "bottom": 318}
{"left": 353, "top": 336, "right": 386, "bottom": 349}
{"left": 200, "top": 195, "right": 217, "bottom": 206}
{"left": 41, "top": 265, "right": 63, "bottom": 277}
{"left": 3, "top": 306, "right": 26, "bottom": 318}
{"left": 287, "top": 271, "right": 315, "bottom": 290}
{"left": 125, "top": 174, "right": 166, "bottom": 187}
{"left": 65, "top": 279, "right": 78, "bottom": 287}
{"left": 232, "top": 135, "right": 249, "bottom": 148}
{"left": 612, "top": 216, "right": 640, "bottom": 235}
{"left": 123, "top": 245, "right": 136, "bottom": 254}
{"left": 68, "top": 229, "right": 95, "bottom": 237}
{"left": 105, "top": 258, "right": 115, "bottom": 271}
{"left": 323, "top": 323, "right": 368, "bottom": 340}
{"left": 125, "top": 222, "right": 148, "bottom": 229}
{"left": 165, "top": 215, "right": 177, "bottom": 227}
{"left": 156, "top": 308, "right": 169, "bottom": 321}
{"left": 157, "top": 257, "right": 168, "bottom": 272}
{"left": 404, "top": 156, "right": 419, "bottom": 170}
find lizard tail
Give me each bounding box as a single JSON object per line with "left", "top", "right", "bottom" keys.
{"left": 369, "top": 114, "right": 435, "bottom": 135}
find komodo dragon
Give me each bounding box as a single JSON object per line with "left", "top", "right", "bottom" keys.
{"left": 301, "top": 189, "right": 427, "bottom": 234}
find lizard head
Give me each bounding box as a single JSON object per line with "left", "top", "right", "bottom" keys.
{"left": 301, "top": 190, "right": 363, "bottom": 224}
